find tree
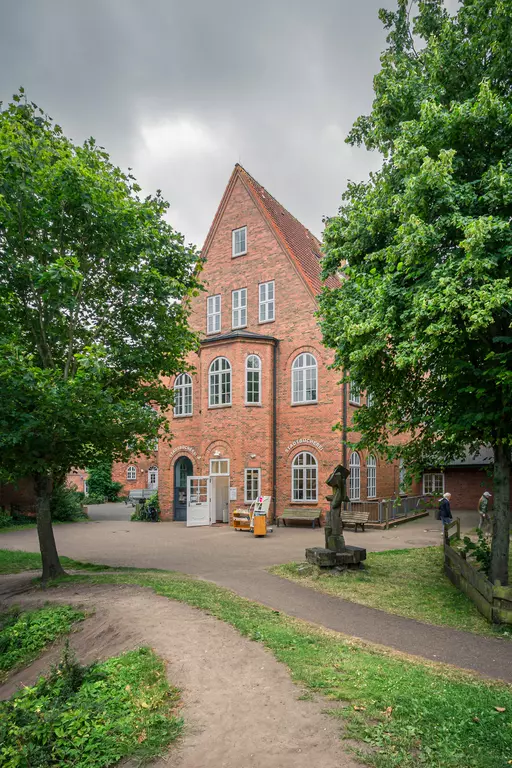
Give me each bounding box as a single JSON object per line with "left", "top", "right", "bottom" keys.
{"left": 86, "top": 462, "right": 123, "bottom": 502}
{"left": 319, "top": 1, "right": 512, "bottom": 584}
{"left": 0, "top": 91, "right": 200, "bottom": 580}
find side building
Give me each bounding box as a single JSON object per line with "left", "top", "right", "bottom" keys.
{"left": 155, "top": 165, "right": 402, "bottom": 523}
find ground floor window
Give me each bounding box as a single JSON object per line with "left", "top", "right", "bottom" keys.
{"left": 292, "top": 452, "right": 318, "bottom": 502}
{"left": 423, "top": 473, "right": 444, "bottom": 495}
{"left": 127, "top": 466, "right": 136, "bottom": 481}
{"left": 244, "top": 468, "right": 261, "bottom": 503}
{"left": 210, "top": 458, "right": 229, "bottom": 476}
{"left": 349, "top": 452, "right": 361, "bottom": 500}
{"left": 367, "top": 455, "right": 377, "bottom": 498}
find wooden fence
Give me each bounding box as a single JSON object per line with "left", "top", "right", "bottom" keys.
{"left": 443, "top": 519, "right": 512, "bottom": 625}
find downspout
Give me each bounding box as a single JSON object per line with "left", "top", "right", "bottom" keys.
{"left": 272, "top": 340, "right": 279, "bottom": 524}
{"left": 342, "top": 375, "right": 348, "bottom": 513}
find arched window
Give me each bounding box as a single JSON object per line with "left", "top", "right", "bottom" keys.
{"left": 367, "top": 455, "right": 377, "bottom": 498}
{"left": 246, "top": 355, "right": 261, "bottom": 404}
{"left": 349, "top": 452, "right": 361, "bottom": 500}
{"left": 292, "top": 353, "right": 318, "bottom": 404}
{"left": 209, "top": 357, "right": 231, "bottom": 407}
{"left": 292, "top": 452, "right": 318, "bottom": 502}
{"left": 174, "top": 373, "right": 193, "bottom": 416}
{"left": 127, "top": 466, "right": 137, "bottom": 481}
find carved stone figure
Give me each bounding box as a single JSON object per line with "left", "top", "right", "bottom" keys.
{"left": 324, "top": 464, "right": 350, "bottom": 553}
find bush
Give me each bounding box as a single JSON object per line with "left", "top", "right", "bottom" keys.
{"left": 0, "top": 508, "right": 35, "bottom": 528}
{"left": 50, "top": 485, "right": 87, "bottom": 522}
{"left": 87, "top": 462, "right": 123, "bottom": 502}
{"left": 462, "top": 529, "right": 492, "bottom": 577}
{"left": 0, "top": 645, "right": 182, "bottom": 767}
{"left": 83, "top": 495, "right": 105, "bottom": 505}
{"left": 131, "top": 492, "right": 160, "bottom": 522}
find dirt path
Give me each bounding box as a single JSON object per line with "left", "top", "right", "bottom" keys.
{"left": 0, "top": 577, "right": 359, "bottom": 768}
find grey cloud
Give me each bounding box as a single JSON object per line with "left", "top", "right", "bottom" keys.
{"left": 0, "top": 0, "right": 394, "bottom": 246}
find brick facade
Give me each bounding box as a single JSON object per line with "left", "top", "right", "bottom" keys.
{"left": 111, "top": 454, "right": 159, "bottom": 497}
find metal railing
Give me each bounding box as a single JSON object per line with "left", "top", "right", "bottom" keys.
{"left": 345, "top": 495, "right": 433, "bottom": 526}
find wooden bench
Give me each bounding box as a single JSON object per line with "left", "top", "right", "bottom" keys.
{"left": 126, "top": 489, "right": 153, "bottom": 506}
{"left": 277, "top": 508, "right": 321, "bottom": 529}
{"left": 341, "top": 508, "right": 370, "bottom": 532}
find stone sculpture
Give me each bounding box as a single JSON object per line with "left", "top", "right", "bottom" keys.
{"left": 324, "top": 464, "right": 350, "bottom": 553}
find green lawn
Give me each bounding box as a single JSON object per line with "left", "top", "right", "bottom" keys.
{"left": 270, "top": 547, "right": 512, "bottom": 639}
{"left": 0, "top": 604, "right": 85, "bottom": 681}
{"left": 0, "top": 646, "right": 182, "bottom": 768}
{"left": 0, "top": 549, "right": 136, "bottom": 574}
{"left": 2, "top": 549, "right": 511, "bottom": 767}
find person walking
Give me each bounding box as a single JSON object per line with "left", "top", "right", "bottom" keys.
{"left": 478, "top": 491, "right": 492, "bottom": 534}
{"left": 438, "top": 492, "right": 452, "bottom": 528}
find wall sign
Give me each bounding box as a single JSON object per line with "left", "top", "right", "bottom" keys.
{"left": 229, "top": 487, "right": 237, "bottom": 501}
{"left": 285, "top": 438, "right": 324, "bottom": 453}
{"left": 170, "top": 445, "right": 198, "bottom": 459}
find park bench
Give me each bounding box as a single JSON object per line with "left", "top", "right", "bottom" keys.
{"left": 341, "top": 508, "right": 370, "bottom": 532}
{"left": 126, "top": 489, "right": 153, "bottom": 506}
{"left": 277, "top": 508, "right": 321, "bottom": 529}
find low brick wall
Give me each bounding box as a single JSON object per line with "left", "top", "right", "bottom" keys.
{"left": 444, "top": 540, "right": 512, "bottom": 625}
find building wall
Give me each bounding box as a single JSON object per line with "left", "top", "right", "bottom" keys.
{"left": 111, "top": 454, "right": 159, "bottom": 497}
{"left": 0, "top": 479, "right": 36, "bottom": 514}
{"left": 157, "top": 174, "right": 402, "bottom": 521}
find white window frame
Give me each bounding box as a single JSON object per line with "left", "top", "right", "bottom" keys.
{"left": 245, "top": 354, "right": 261, "bottom": 404}
{"left": 349, "top": 380, "right": 361, "bottom": 405}
{"left": 259, "top": 280, "right": 275, "bottom": 323}
{"left": 232, "top": 226, "right": 247, "bottom": 257}
{"left": 292, "top": 451, "right": 318, "bottom": 502}
{"left": 367, "top": 455, "right": 377, "bottom": 499}
{"left": 244, "top": 468, "right": 261, "bottom": 503}
{"left": 292, "top": 353, "right": 318, "bottom": 404}
{"left": 232, "top": 288, "right": 247, "bottom": 329}
{"left": 366, "top": 391, "right": 374, "bottom": 407}
{"left": 148, "top": 465, "right": 158, "bottom": 488}
{"left": 349, "top": 452, "right": 361, "bottom": 500}
{"left": 423, "top": 473, "right": 444, "bottom": 496}
{"left": 174, "top": 373, "right": 193, "bottom": 417}
{"left": 208, "top": 357, "right": 231, "bottom": 407}
{"left": 210, "top": 458, "right": 230, "bottom": 476}
{"left": 207, "top": 294, "right": 221, "bottom": 334}
{"left": 127, "top": 466, "right": 137, "bottom": 481}
{"left": 399, "top": 458, "right": 407, "bottom": 495}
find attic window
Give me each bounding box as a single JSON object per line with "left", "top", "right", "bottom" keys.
{"left": 232, "top": 226, "right": 247, "bottom": 257}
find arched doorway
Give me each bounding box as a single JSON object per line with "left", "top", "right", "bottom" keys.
{"left": 174, "top": 456, "right": 193, "bottom": 521}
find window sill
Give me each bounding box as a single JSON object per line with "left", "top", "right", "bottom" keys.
{"left": 349, "top": 401, "right": 361, "bottom": 407}
{"left": 258, "top": 318, "right": 275, "bottom": 325}
{"left": 206, "top": 331, "right": 222, "bottom": 337}
{"left": 291, "top": 400, "right": 318, "bottom": 407}
{"left": 232, "top": 251, "right": 248, "bottom": 258}
{"left": 245, "top": 403, "right": 262, "bottom": 407}
{"left": 174, "top": 413, "right": 193, "bottom": 418}
{"left": 208, "top": 403, "right": 232, "bottom": 410}
{"left": 232, "top": 325, "right": 247, "bottom": 331}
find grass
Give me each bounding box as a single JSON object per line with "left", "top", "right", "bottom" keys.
{"left": 0, "top": 604, "right": 85, "bottom": 681}
{"left": 0, "top": 549, "right": 139, "bottom": 574}
{"left": 52, "top": 569, "right": 512, "bottom": 768}
{"left": 0, "top": 520, "right": 83, "bottom": 534}
{"left": 0, "top": 645, "right": 182, "bottom": 768}
{"left": 270, "top": 547, "right": 512, "bottom": 639}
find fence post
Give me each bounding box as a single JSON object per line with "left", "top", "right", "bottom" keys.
{"left": 384, "top": 500, "right": 389, "bottom": 530}
{"left": 456, "top": 517, "right": 460, "bottom": 541}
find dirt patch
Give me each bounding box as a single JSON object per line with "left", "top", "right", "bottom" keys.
{"left": 0, "top": 575, "right": 359, "bottom": 768}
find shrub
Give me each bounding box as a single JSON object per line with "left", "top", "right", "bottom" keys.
{"left": 131, "top": 492, "right": 160, "bottom": 522}
{"left": 87, "top": 462, "right": 123, "bottom": 502}
{"left": 50, "top": 485, "right": 87, "bottom": 522}
{"left": 462, "top": 529, "right": 492, "bottom": 577}
{"left": 83, "top": 495, "right": 105, "bottom": 505}
{"left": 0, "top": 645, "right": 182, "bottom": 767}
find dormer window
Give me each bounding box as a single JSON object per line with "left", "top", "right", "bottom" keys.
{"left": 232, "top": 226, "right": 247, "bottom": 257}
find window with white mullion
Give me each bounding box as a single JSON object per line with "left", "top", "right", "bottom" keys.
{"left": 127, "top": 466, "right": 136, "bottom": 481}
{"left": 209, "top": 357, "right": 231, "bottom": 407}
{"left": 423, "top": 473, "right": 444, "bottom": 495}
{"left": 174, "top": 373, "right": 193, "bottom": 417}
{"left": 246, "top": 355, "right": 261, "bottom": 404}
{"left": 232, "top": 288, "right": 247, "bottom": 329}
{"left": 244, "top": 468, "right": 261, "bottom": 503}
{"left": 292, "top": 452, "right": 318, "bottom": 502}
{"left": 207, "top": 294, "right": 221, "bottom": 334}
{"left": 232, "top": 226, "right": 247, "bottom": 257}
{"left": 367, "top": 455, "right": 377, "bottom": 498}
{"left": 259, "top": 281, "right": 275, "bottom": 322}
{"left": 349, "top": 452, "right": 361, "bottom": 500}
{"left": 349, "top": 379, "right": 361, "bottom": 405}
{"left": 292, "top": 353, "right": 318, "bottom": 404}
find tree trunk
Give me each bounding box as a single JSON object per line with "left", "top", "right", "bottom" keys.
{"left": 490, "top": 444, "right": 510, "bottom": 586}
{"left": 34, "top": 473, "right": 66, "bottom": 581}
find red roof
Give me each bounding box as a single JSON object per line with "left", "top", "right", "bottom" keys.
{"left": 237, "top": 165, "right": 340, "bottom": 296}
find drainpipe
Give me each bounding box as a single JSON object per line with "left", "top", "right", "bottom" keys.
{"left": 272, "top": 340, "right": 279, "bottom": 524}
{"left": 342, "top": 375, "right": 348, "bottom": 512}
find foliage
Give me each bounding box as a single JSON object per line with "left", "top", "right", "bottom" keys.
{"left": 50, "top": 567, "right": 512, "bottom": 768}
{"left": 82, "top": 495, "right": 105, "bottom": 505}
{"left": 0, "top": 89, "right": 201, "bottom": 575}
{"left": 131, "top": 492, "right": 160, "bottom": 521}
{"left": 463, "top": 529, "right": 492, "bottom": 577}
{"left": 50, "top": 485, "right": 87, "bottom": 521}
{"left": 86, "top": 462, "right": 123, "bottom": 502}
{"left": 271, "top": 547, "right": 511, "bottom": 638}
{"left": 0, "top": 605, "right": 84, "bottom": 681}
{"left": 0, "top": 549, "right": 140, "bottom": 574}
{"left": 319, "top": 0, "right": 512, "bottom": 584}
{"left": 0, "top": 644, "right": 182, "bottom": 767}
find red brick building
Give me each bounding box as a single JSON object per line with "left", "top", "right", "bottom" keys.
{"left": 153, "top": 165, "right": 406, "bottom": 524}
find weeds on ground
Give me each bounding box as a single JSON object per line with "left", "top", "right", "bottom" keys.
{"left": 270, "top": 547, "right": 512, "bottom": 639}
{"left": 57, "top": 569, "right": 512, "bottom": 768}
{"left": 0, "top": 644, "right": 182, "bottom": 768}
{"left": 0, "top": 604, "right": 84, "bottom": 681}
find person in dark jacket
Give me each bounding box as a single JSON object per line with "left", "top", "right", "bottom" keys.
{"left": 439, "top": 492, "right": 452, "bottom": 526}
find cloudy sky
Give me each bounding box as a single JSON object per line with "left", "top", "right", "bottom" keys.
{"left": 0, "top": 0, "right": 401, "bottom": 247}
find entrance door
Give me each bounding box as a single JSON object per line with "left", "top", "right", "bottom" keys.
{"left": 174, "top": 456, "right": 193, "bottom": 522}
{"left": 186, "top": 476, "right": 211, "bottom": 527}
{"left": 147, "top": 466, "right": 158, "bottom": 490}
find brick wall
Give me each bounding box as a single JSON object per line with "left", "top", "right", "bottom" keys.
{"left": 112, "top": 454, "right": 159, "bottom": 497}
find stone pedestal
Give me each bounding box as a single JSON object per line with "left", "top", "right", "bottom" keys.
{"left": 305, "top": 544, "right": 366, "bottom": 569}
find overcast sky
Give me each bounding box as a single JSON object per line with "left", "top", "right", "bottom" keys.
{"left": 0, "top": 0, "right": 402, "bottom": 248}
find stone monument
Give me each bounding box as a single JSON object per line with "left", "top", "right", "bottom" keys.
{"left": 305, "top": 463, "right": 366, "bottom": 569}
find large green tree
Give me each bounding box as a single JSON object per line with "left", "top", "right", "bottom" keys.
{"left": 0, "top": 91, "right": 200, "bottom": 580}
{"left": 320, "top": 0, "right": 512, "bottom": 584}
